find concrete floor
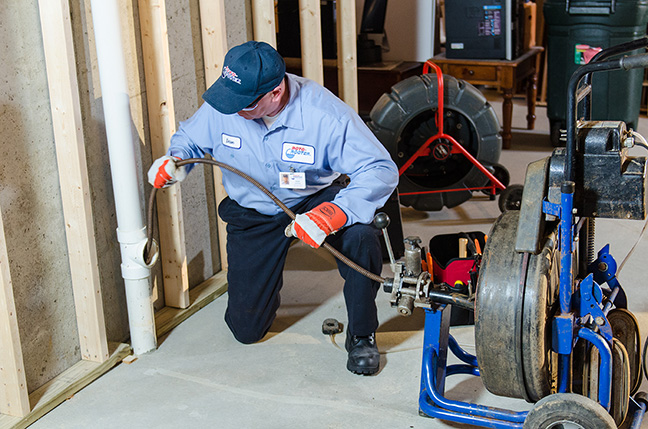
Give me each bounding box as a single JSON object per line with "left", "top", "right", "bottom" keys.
{"left": 30, "top": 96, "right": 648, "bottom": 428}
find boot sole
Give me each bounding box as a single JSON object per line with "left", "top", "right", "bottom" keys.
{"left": 347, "top": 362, "right": 379, "bottom": 375}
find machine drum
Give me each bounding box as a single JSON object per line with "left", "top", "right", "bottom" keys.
{"left": 368, "top": 73, "right": 502, "bottom": 211}
{"left": 475, "top": 211, "right": 559, "bottom": 402}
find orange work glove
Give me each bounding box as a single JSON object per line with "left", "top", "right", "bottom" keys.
{"left": 285, "top": 202, "right": 347, "bottom": 248}
{"left": 147, "top": 155, "right": 187, "bottom": 188}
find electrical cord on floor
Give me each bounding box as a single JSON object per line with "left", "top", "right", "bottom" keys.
{"left": 144, "top": 157, "right": 385, "bottom": 285}
{"left": 329, "top": 334, "right": 343, "bottom": 351}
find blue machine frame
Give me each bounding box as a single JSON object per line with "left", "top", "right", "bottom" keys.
{"left": 417, "top": 187, "right": 636, "bottom": 427}
{"left": 415, "top": 38, "right": 648, "bottom": 428}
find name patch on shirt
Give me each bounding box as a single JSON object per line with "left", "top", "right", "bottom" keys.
{"left": 222, "top": 133, "right": 241, "bottom": 149}
{"left": 281, "top": 142, "right": 315, "bottom": 164}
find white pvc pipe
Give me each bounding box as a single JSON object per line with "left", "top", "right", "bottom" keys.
{"left": 90, "top": 0, "right": 157, "bottom": 354}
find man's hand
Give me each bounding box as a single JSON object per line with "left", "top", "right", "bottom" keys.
{"left": 147, "top": 155, "right": 187, "bottom": 188}
{"left": 285, "top": 202, "right": 347, "bottom": 248}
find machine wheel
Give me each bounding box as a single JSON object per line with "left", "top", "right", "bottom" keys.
{"left": 368, "top": 74, "right": 502, "bottom": 211}
{"left": 608, "top": 308, "right": 642, "bottom": 395}
{"left": 523, "top": 393, "right": 616, "bottom": 429}
{"left": 475, "top": 211, "right": 559, "bottom": 402}
{"left": 498, "top": 184, "right": 524, "bottom": 212}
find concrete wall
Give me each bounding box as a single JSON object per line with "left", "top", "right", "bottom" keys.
{"left": 0, "top": 0, "right": 80, "bottom": 394}
{"left": 166, "top": 0, "right": 250, "bottom": 287}
{"left": 0, "top": 0, "right": 249, "bottom": 394}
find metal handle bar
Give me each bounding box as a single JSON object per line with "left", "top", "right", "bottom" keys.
{"left": 589, "top": 37, "right": 648, "bottom": 65}
{"left": 565, "top": 53, "right": 648, "bottom": 182}
{"left": 582, "top": 37, "right": 648, "bottom": 116}
{"left": 619, "top": 53, "right": 648, "bottom": 70}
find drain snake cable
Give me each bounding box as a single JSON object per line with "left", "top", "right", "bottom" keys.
{"left": 143, "top": 157, "right": 385, "bottom": 285}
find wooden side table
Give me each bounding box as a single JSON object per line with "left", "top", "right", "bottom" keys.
{"left": 429, "top": 47, "right": 544, "bottom": 149}
{"left": 354, "top": 62, "right": 424, "bottom": 115}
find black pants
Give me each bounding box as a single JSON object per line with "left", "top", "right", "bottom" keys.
{"left": 218, "top": 185, "right": 382, "bottom": 344}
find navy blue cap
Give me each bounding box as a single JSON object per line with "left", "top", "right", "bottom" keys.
{"left": 202, "top": 41, "right": 286, "bottom": 114}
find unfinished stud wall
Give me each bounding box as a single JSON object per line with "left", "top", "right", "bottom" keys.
{"left": 69, "top": 0, "right": 149, "bottom": 341}
{"left": 225, "top": 0, "right": 254, "bottom": 48}
{"left": 0, "top": 0, "right": 250, "bottom": 395}
{"left": 165, "top": 0, "right": 251, "bottom": 286}
{"left": 166, "top": 0, "right": 219, "bottom": 286}
{"left": 162, "top": 0, "right": 251, "bottom": 286}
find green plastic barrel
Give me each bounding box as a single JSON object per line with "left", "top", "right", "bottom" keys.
{"left": 544, "top": 0, "right": 648, "bottom": 145}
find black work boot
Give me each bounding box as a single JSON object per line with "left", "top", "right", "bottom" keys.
{"left": 345, "top": 333, "right": 380, "bottom": 375}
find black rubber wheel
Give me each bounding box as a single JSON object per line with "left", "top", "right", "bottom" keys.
{"left": 498, "top": 183, "right": 524, "bottom": 212}
{"left": 368, "top": 73, "right": 502, "bottom": 211}
{"left": 523, "top": 393, "right": 616, "bottom": 428}
{"left": 475, "top": 211, "right": 559, "bottom": 402}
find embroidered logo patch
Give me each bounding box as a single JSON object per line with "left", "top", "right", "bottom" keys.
{"left": 222, "top": 133, "right": 241, "bottom": 149}
{"left": 281, "top": 142, "right": 315, "bottom": 164}
{"left": 222, "top": 66, "right": 241, "bottom": 84}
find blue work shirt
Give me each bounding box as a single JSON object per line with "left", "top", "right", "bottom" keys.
{"left": 168, "top": 73, "right": 398, "bottom": 227}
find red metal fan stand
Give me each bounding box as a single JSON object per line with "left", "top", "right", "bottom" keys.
{"left": 398, "top": 60, "right": 506, "bottom": 198}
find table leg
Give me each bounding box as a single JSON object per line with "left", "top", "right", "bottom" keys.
{"left": 526, "top": 71, "right": 538, "bottom": 130}
{"left": 502, "top": 88, "right": 513, "bottom": 150}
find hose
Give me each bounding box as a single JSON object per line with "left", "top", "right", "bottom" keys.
{"left": 144, "top": 157, "right": 385, "bottom": 284}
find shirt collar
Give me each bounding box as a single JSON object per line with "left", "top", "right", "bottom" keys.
{"left": 270, "top": 73, "right": 303, "bottom": 131}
